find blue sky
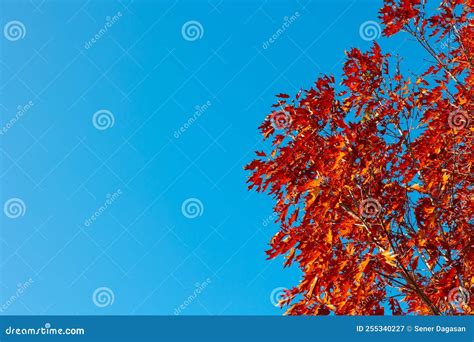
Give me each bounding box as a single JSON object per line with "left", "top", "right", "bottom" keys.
{"left": 0, "top": 0, "right": 429, "bottom": 315}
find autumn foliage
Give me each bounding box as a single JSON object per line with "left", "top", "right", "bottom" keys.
{"left": 246, "top": 0, "right": 472, "bottom": 315}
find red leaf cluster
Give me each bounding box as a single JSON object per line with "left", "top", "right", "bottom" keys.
{"left": 246, "top": 0, "right": 472, "bottom": 315}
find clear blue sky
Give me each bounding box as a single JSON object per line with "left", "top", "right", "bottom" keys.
{"left": 0, "top": 0, "right": 428, "bottom": 315}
